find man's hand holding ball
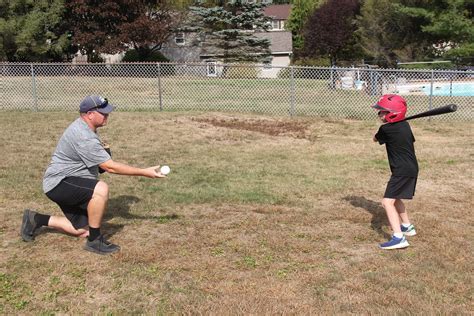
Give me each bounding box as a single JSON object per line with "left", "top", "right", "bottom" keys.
{"left": 149, "top": 165, "right": 170, "bottom": 178}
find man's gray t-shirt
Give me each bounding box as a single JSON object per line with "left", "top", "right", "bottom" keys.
{"left": 43, "top": 118, "right": 111, "bottom": 193}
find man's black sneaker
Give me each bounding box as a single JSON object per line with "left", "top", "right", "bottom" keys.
{"left": 20, "top": 209, "right": 39, "bottom": 242}
{"left": 84, "top": 235, "right": 120, "bottom": 255}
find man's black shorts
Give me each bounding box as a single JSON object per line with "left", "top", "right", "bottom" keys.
{"left": 45, "top": 177, "right": 98, "bottom": 229}
{"left": 384, "top": 175, "right": 417, "bottom": 199}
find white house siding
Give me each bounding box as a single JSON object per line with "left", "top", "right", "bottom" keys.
{"left": 259, "top": 55, "right": 291, "bottom": 78}
{"left": 255, "top": 31, "right": 292, "bottom": 78}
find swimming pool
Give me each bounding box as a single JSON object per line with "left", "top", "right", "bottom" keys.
{"left": 422, "top": 82, "right": 474, "bottom": 96}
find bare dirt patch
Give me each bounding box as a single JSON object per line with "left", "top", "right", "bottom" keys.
{"left": 193, "top": 116, "right": 312, "bottom": 139}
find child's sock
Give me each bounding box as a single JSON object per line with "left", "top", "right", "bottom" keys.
{"left": 401, "top": 223, "right": 411, "bottom": 228}
{"left": 393, "top": 232, "right": 404, "bottom": 238}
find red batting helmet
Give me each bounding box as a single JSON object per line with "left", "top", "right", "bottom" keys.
{"left": 372, "top": 94, "right": 407, "bottom": 123}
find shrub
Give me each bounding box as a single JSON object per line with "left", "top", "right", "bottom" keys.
{"left": 293, "top": 57, "right": 331, "bottom": 67}
{"left": 122, "top": 49, "right": 169, "bottom": 62}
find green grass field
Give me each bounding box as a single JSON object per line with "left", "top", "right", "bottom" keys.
{"left": 1, "top": 111, "right": 472, "bottom": 314}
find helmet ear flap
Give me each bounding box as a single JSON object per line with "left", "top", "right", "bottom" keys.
{"left": 385, "top": 112, "right": 405, "bottom": 123}
{"left": 386, "top": 113, "right": 398, "bottom": 122}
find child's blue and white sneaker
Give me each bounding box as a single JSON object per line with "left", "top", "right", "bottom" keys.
{"left": 401, "top": 224, "right": 417, "bottom": 236}
{"left": 379, "top": 235, "right": 409, "bottom": 250}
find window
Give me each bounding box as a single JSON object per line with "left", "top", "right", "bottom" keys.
{"left": 207, "top": 62, "right": 217, "bottom": 77}
{"left": 272, "top": 20, "right": 283, "bottom": 30}
{"left": 175, "top": 32, "right": 185, "bottom": 45}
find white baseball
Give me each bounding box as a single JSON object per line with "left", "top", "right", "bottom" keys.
{"left": 160, "top": 165, "right": 171, "bottom": 175}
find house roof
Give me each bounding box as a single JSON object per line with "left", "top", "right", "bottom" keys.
{"left": 255, "top": 31, "right": 292, "bottom": 54}
{"left": 263, "top": 4, "right": 291, "bottom": 20}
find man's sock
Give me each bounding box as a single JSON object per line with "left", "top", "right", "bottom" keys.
{"left": 401, "top": 223, "right": 411, "bottom": 228}
{"left": 34, "top": 213, "right": 51, "bottom": 227}
{"left": 88, "top": 227, "right": 101, "bottom": 241}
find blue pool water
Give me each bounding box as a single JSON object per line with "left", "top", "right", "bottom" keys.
{"left": 422, "top": 82, "right": 474, "bottom": 96}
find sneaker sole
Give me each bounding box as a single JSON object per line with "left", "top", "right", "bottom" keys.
{"left": 20, "top": 209, "right": 34, "bottom": 242}
{"left": 379, "top": 240, "right": 409, "bottom": 250}
{"left": 403, "top": 231, "right": 417, "bottom": 237}
{"left": 84, "top": 244, "right": 120, "bottom": 255}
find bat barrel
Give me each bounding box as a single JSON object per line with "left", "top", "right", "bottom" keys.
{"left": 404, "top": 104, "right": 458, "bottom": 121}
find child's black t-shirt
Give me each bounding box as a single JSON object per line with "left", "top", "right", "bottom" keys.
{"left": 375, "top": 121, "right": 419, "bottom": 177}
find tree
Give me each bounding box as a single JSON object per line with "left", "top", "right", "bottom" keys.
{"left": 0, "top": 0, "right": 68, "bottom": 62}
{"left": 356, "top": 0, "right": 430, "bottom": 67}
{"left": 303, "top": 0, "right": 362, "bottom": 65}
{"left": 187, "top": 1, "right": 272, "bottom": 63}
{"left": 64, "top": 0, "right": 182, "bottom": 62}
{"left": 357, "top": 0, "right": 473, "bottom": 67}
{"left": 395, "top": 0, "right": 474, "bottom": 62}
{"left": 63, "top": 1, "right": 123, "bottom": 61}
{"left": 285, "top": 0, "right": 321, "bottom": 54}
{"left": 111, "top": 1, "right": 183, "bottom": 61}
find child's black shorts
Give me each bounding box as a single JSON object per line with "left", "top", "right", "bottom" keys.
{"left": 384, "top": 175, "right": 417, "bottom": 199}
{"left": 45, "top": 177, "right": 98, "bottom": 229}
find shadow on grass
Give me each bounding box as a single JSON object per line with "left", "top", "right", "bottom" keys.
{"left": 106, "top": 195, "right": 141, "bottom": 220}
{"left": 105, "top": 195, "right": 180, "bottom": 222}
{"left": 343, "top": 195, "right": 390, "bottom": 239}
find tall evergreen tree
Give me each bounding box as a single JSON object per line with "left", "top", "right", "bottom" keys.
{"left": 188, "top": 1, "right": 272, "bottom": 63}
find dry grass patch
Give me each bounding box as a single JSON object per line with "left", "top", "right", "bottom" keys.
{"left": 0, "top": 111, "right": 472, "bottom": 314}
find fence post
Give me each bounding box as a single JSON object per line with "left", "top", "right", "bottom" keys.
{"left": 449, "top": 72, "right": 453, "bottom": 97}
{"left": 329, "top": 65, "right": 335, "bottom": 89}
{"left": 368, "top": 69, "right": 376, "bottom": 96}
{"left": 157, "top": 63, "right": 163, "bottom": 111}
{"left": 30, "top": 64, "right": 38, "bottom": 111}
{"left": 429, "top": 69, "right": 434, "bottom": 111}
{"left": 290, "top": 66, "right": 295, "bottom": 116}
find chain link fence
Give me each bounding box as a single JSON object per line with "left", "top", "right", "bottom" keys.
{"left": 1, "top": 62, "right": 473, "bottom": 120}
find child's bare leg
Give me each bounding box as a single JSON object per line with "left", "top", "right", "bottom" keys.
{"left": 379, "top": 198, "right": 410, "bottom": 249}
{"left": 395, "top": 199, "right": 410, "bottom": 224}
{"left": 382, "top": 198, "right": 402, "bottom": 234}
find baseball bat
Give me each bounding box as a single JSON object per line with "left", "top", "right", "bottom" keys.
{"left": 404, "top": 104, "right": 457, "bottom": 121}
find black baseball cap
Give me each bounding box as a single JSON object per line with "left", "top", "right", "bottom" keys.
{"left": 79, "top": 95, "right": 115, "bottom": 114}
